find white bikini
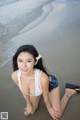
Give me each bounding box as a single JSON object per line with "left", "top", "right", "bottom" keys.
{"left": 17, "top": 69, "right": 43, "bottom": 96}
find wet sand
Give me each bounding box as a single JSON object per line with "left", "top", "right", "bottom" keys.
{"left": 0, "top": 1, "right": 80, "bottom": 120}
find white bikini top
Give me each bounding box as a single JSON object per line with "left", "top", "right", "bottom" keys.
{"left": 17, "top": 69, "right": 43, "bottom": 96}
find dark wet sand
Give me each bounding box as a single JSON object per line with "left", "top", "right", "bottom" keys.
{"left": 0, "top": 1, "right": 80, "bottom": 120}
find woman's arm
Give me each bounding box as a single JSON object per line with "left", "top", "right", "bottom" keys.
{"left": 22, "top": 92, "right": 33, "bottom": 115}
{"left": 11, "top": 71, "right": 31, "bottom": 105}
{"left": 11, "top": 71, "right": 18, "bottom": 86}
{"left": 11, "top": 71, "right": 33, "bottom": 115}
{"left": 41, "top": 72, "right": 58, "bottom": 119}
{"left": 41, "top": 73, "right": 52, "bottom": 110}
{"left": 22, "top": 89, "right": 31, "bottom": 106}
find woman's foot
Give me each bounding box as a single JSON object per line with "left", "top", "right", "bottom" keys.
{"left": 65, "top": 88, "right": 77, "bottom": 98}
{"left": 65, "top": 83, "right": 80, "bottom": 98}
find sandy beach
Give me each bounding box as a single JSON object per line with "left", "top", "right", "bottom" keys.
{"left": 0, "top": 0, "right": 80, "bottom": 120}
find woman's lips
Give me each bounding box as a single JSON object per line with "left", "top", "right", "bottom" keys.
{"left": 22, "top": 69, "right": 28, "bottom": 72}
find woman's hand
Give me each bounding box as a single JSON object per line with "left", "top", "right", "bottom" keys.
{"left": 24, "top": 104, "right": 33, "bottom": 116}
{"left": 48, "top": 107, "right": 60, "bottom": 120}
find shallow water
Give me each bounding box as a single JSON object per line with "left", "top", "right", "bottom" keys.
{"left": 0, "top": 0, "right": 54, "bottom": 68}
{"left": 0, "top": 0, "right": 80, "bottom": 68}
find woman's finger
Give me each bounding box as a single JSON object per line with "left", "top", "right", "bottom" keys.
{"left": 53, "top": 109, "right": 61, "bottom": 118}
{"left": 24, "top": 109, "right": 29, "bottom": 116}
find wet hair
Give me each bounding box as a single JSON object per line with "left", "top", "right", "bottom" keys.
{"left": 12, "top": 44, "right": 48, "bottom": 76}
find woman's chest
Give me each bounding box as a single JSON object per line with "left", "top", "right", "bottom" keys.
{"left": 21, "top": 77, "right": 35, "bottom": 95}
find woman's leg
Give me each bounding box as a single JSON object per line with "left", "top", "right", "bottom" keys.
{"left": 49, "top": 86, "right": 77, "bottom": 118}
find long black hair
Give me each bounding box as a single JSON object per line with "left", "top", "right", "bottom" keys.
{"left": 12, "top": 44, "right": 48, "bottom": 76}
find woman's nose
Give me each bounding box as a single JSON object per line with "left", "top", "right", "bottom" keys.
{"left": 23, "top": 62, "right": 27, "bottom": 67}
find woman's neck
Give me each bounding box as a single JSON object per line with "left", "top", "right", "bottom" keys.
{"left": 21, "top": 69, "right": 35, "bottom": 78}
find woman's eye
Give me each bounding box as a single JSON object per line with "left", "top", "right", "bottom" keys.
{"left": 27, "top": 61, "right": 31, "bottom": 62}
{"left": 18, "top": 60, "right": 23, "bottom": 62}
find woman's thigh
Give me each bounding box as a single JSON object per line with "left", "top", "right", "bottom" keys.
{"left": 49, "top": 86, "right": 61, "bottom": 112}
{"left": 30, "top": 96, "right": 40, "bottom": 112}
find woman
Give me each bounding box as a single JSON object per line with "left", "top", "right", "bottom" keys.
{"left": 11, "top": 44, "right": 80, "bottom": 120}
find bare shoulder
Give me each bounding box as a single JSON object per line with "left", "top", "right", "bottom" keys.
{"left": 40, "top": 71, "right": 49, "bottom": 92}
{"left": 11, "top": 70, "right": 18, "bottom": 84}
{"left": 40, "top": 71, "right": 49, "bottom": 84}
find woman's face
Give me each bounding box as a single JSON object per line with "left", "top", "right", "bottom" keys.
{"left": 17, "top": 52, "right": 36, "bottom": 75}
